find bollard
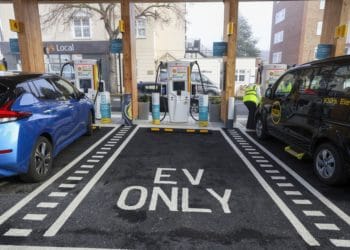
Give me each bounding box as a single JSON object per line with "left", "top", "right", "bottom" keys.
{"left": 100, "top": 91, "right": 112, "bottom": 124}
{"left": 199, "top": 94, "right": 209, "bottom": 127}
{"left": 226, "top": 97, "right": 235, "bottom": 129}
{"left": 152, "top": 92, "right": 160, "bottom": 125}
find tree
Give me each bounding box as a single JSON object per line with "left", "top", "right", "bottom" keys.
{"left": 237, "top": 15, "right": 260, "bottom": 57}
{"left": 41, "top": 3, "right": 186, "bottom": 94}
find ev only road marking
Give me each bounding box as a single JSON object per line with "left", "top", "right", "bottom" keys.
{"left": 220, "top": 129, "right": 320, "bottom": 246}
{"left": 0, "top": 126, "right": 120, "bottom": 226}
{"left": 44, "top": 126, "right": 138, "bottom": 237}
{"left": 238, "top": 128, "right": 350, "bottom": 227}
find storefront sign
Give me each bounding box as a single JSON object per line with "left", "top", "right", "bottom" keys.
{"left": 213, "top": 42, "right": 228, "bottom": 57}
{"left": 110, "top": 39, "right": 123, "bottom": 54}
{"left": 9, "top": 38, "right": 19, "bottom": 53}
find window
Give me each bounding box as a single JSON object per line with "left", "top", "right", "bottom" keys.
{"left": 31, "top": 79, "right": 64, "bottom": 100}
{"left": 239, "top": 75, "right": 245, "bottom": 81}
{"left": 274, "top": 31, "right": 284, "bottom": 44}
{"left": 328, "top": 65, "right": 350, "bottom": 95}
{"left": 316, "top": 21, "right": 323, "bottom": 36}
{"left": 136, "top": 17, "right": 146, "bottom": 38}
{"left": 73, "top": 16, "right": 91, "bottom": 39}
{"left": 275, "top": 73, "right": 296, "bottom": 97}
{"left": 51, "top": 78, "right": 77, "bottom": 99}
{"left": 320, "top": 0, "right": 326, "bottom": 10}
{"left": 272, "top": 52, "right": 282, "bottom": 63}
{"left": 275, "top": 8, "right": 286, "bottom": 24}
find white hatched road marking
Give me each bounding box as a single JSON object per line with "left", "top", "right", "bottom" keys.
{"left": 245, "top": 148, "right": 255, "bottom": 151}
{"left": 59, "top": 184, "right": 76, "bottom": 189}
{"left": 23, "top": 213, "right": 47, "bottom": 221}
{"left": 284, "top": 191, "right": 302, "bottom": 196}
{"left": 256, "top": 159, "right": 269, "bottom": 163}
{"left": 92, "top": 155, "right": 104, "bottom": 159}
{"left": 253, "top": 156, "right": 265, "bottom": 159}
{"left": 49, "top": 192, "right": 68, "bottom": 197}
{"left": 314, "top": 223, "right": 340, "bottom": 231}
{"left": 238, "top": 127, "right": 350, "bottom": 227}
{"left": 44, "top": 126, "right": 140, "bottom": 237}
{"left": 96, "top": 152, "right": 107, "bottom": 155}
{"left": 303, "top": 210, "right": 325, "bottom": 217}
{"left": 110, "top": 139, "right": 119, "bottom": 141}
{"left": 75, "top": 170, "right": 89, "bottom": 174}
{"left": 104, "top": 144, "right": 114, "bottom": 147}
{"left": 107, "top": 142, "right": 117, "bottom": 144}
{"left": 87, "top": 160, "right": 100, "bottom": 163}
{"left": 271, "top": 176, "right": 286, "bottom": 180}
{"left": 248, "top": 152, "right": 260, "bottom": 155}
{"left": 0, "top": 246, "right": 128, "bottom": 250}
{"left": 330, "top": 239, "right": 350, "bottom": 247}
{"left": 242, "top": 145, "right": 252, "bottom": 147}
{"left": 4, "top": 229, "right": 32, "bottom": 237}
{"left": 260, "top": 164, "right": 273, "bottom": 167}
{"left": 101, "top": 147, "right": 111, "bottom": 150}
{"left": 0, "top": 126, "right": 119, "bottom": 226}
{"left": 293, "top": 199, "right": 312, "bottom": 205}
{"left": 81, "top": 165, "right": 94, "bottom": 169}
{"left": 221, "top": 130, "right": 319, "bottom": 246}
{"left": 37, "top": 202, "right": 58, "bottom": 208}
{"left": 265, "top": 170, "right": 280, "bottom": 174}
{"left": 67, "top": 176, "right": 83, "bottom": 181}
{"left": 277, "top": 183, "right": 294, "bottom": 187}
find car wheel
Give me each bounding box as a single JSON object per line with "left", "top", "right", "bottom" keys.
{"left": 85, "top": 112, "right": 93, "bottom": 136}
{"left": 255, "top": 116, "right": 268, "bottom": 140}
{"left": 21, "top": 137, "right": 53, "bottom": 183}
{"left": 313, "top": 143, "right": 347, "bottom": 185}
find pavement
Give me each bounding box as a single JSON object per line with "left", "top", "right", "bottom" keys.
{"left": 0, "top": 124, "right": 350, "bottom": 249}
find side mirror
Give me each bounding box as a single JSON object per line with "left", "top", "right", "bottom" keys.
{"left": 265, "top": 88, "right": 273, "bottom": 99}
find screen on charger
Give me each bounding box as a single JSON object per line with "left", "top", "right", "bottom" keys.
{"left": 173, "top": 81, "right": 185, "bottom": 92}
{"left": 79, "top": 79, "right": 92, "bottom": 93}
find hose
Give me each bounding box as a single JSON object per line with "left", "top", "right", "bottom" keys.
{"left": 154, "top": 61, "right": 167, "bottom": 121}
{"left": 60, "top": 61, "right": 74, "bottom": 77}
{"left": 188, "top": 61, "right": 206, "bottom": 121}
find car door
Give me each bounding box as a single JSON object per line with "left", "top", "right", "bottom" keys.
{"left": 266, "top": 71, "right": 298, "bottom": 140}
{"left": 31, "top": 78, "right": 74, "bottom": 147}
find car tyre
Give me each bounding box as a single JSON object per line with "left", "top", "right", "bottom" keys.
{"left": 313, "top": 143, "right": 347, "bottom": 185}
{"left": 21, "top": 136, "right": 53, "bottom": 183}
{"left": 255, "top": 116, "right": 268, "bottom": 140}
{"left": 85, "top": 112, "right": 93, "bottom": 136}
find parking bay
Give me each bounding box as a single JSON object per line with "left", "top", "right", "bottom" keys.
{"left": 0, "top": 127, "right": 326, "bottom": 249}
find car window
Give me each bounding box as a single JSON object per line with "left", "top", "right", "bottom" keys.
{"left": 50, "top": 78, "right": 77, "bottom": 99}
{"left": 328, "top": 65, "right": 350, "bottom": 95}
{"left": 31, "top": 78, "right": 64, "bottom": 100}
{"left": 274, "top": 72, "right": 297, "bottom": 97}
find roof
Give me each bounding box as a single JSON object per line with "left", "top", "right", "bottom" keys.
{"left": 300, "top": 55, "right": 350, "bottom": 67}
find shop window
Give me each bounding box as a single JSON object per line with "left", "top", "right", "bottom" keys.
{"left": 136, "top": 17, "right": 146, "bottom": 38}
{"left": 316, "top": 21, "right": 323, "bottom": 36}
{"left": 73, "top": 16, "right": 91, "bottom": 39}
{"left": 275, "top": 8, "right": 286, "bottom": 24}
{"left": 272, "top": 52, "right": 282, "bottom": 63}
{"left": 274, "top": 30, "right": 284, "bottom": 44}
{"left": 239, "top": 75, "right": 245, "bottom": 82}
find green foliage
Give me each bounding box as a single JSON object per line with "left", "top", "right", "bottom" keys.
{"left": 237, "top": 15, "right": 260, "bottom": 57}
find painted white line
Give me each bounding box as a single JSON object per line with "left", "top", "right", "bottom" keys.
{"left": 67, "top": 176, "right": 83, "bottom": 181}
{"left": 271, "top": 176, "right": 286, "bottom": 180}
{"left": 277, "top": 183, "right": 294, "bottom": 187}
{"left": 87, "top": 159, "right": 100, "bottom": 163}
{"left": 330, "top": 239, "right": 350, "bottom": 247}
{"left": 44, "top": 126, "right": 140, "bottom": 237}
{"left": 0, "top": 126, "right": 119, "bottom": 226}
{"left": 96, "top": 152, "right": 108, "bottom": 155}
{"left": 245, "top": 148, "right": 255, "bottom": 151}
{"left": 303, "top": 210, "right": 325, "bottom": 217}
{"left": 256, "top": 159, "right": 269, "bottom": 163}
{"left": 238, "top": 127, "right": 350, "bottom": 227}
{"left": 59, "top": 184, "right": 76, "bottom": 189}
{"left": 265, "top": 170, "right": 280, "bottom": 174}
{"left": 110, "top": 139, "right": 119, "bottom": 141}
{"left": 81, "top": 165, "right": 94, "bottom": 169}
{"left": 315, "top": 223, "right": 340, "bottom": 231}
{"left": 101, "top": 148, "right": 111, "bottom": 150}
{"left": 0, "top": 246, "right": 124, "bottom": 250}
{"left": 23, "top": 213, "right": 47, "bottom": 221}
{"left": 75, "top": 170, "right": 89, "bottom": 174}
{"left": 248, "top": 152, "right": 259, "bottom": 155}
{"left": 221, "top": 129, "right": 319, "bottom": 246}
{"left": 284, "top": 191, "right": 302, "bottom": 196}
{"left": 49, "top": 192, "right": 68, "bottom": 197}
{"left": 104, "top": 144, "right": 114, "bottom": 147}
{"left": 92, "top": 155, "right": 104, "bottom": 159}
{"left": 260, "top": 164, "right": 273, "bottom": 167}
{"left": 242, "top": 145, "right": 252, "bottom": 148}
{"left": 107, "top": 142, "right": 117, "bottom": 144}
{"left": 292, "top": 199, "right": 312, "bottom": 205}
{"left": 240, "top": 143, "right": 250, "bottom": 145}
{"left": 37, "top": 202, "right": 58, "bottom": 208}
{"left": 253, "top": 156, "right": 265, "bottom": 159}
{"left": 0, "top": 181, "right": 8, "bottom": 188}
{"left": 4, "top": 229, "right": 32, "bottom": 237}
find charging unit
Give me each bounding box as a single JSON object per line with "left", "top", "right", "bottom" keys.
{"left": 167, "top": 61, "right": 191, "bottom": 123}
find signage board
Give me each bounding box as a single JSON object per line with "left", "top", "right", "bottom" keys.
{"left": 213, "top": 42, "right": 228, "bottom": 57}
{"left": 111, "top": 39, "right": 123, "bottom": 54}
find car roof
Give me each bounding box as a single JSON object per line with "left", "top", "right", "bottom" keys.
{"left": 292, "top": 55, "right": 350, "bottom": 71}
{"left": 0, "top": 73, "right": 56, "bottom": 90}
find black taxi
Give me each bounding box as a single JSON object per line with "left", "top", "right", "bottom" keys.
{"left": 255, "top": 55, "right": 350, "bottom": 185}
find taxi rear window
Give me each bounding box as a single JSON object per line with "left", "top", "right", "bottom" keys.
{"left": 0, "top": 82, "right": 11, "bottom": 108}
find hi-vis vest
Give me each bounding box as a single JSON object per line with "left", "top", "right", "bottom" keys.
{"left": 243, "top": 85, "right": 259, "bottom": 104}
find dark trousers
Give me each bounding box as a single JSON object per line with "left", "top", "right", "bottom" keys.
{"left": 244, "top": 101, "right": 257, "bottom": 130}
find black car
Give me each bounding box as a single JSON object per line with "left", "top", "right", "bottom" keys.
{"left": 255, "top": 55, "right": 350, "bottom": 185}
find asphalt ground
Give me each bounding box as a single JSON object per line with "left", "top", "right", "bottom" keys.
{"left": 0, "top": 126, "right": 349, "bottom": 249}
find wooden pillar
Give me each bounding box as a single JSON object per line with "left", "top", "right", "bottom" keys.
{"left": 13, "top": 0, "right": 45, "bottom": 73}
{"left": 335, "top": 0, "right": 350, "bottom": 56}
{"left": 121, "top": 0, "right": 138, "bottom": 119}
{"left": 221, "top": 0, "right": 238, "bottom": 122}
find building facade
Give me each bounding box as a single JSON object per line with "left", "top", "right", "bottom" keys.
{"left": 269, "top": 0, "right": 325, "bottom": 65}
{"left": 0, "top": 3, "right": 186, "bottom": 92}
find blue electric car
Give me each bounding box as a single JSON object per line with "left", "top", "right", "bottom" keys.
{"left": 0, "top": 73, "right": 94, "bottom": 182}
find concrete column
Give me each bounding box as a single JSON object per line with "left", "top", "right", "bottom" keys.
{"left": 121, "top": 0, "right": 138, "bottom": 119}
{"left": 13, "top": 0, "right": 45, "bottom": 73}
{"left": 221, "top": 0, "right": 239, "bottom": 122}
